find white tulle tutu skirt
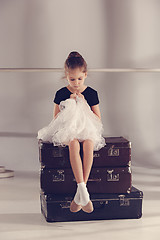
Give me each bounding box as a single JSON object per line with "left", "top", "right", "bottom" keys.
{"left": 37, "top": 97, "right": 105, "bottom": 151}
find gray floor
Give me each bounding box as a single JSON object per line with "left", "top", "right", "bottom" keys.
{"left": 0, "top": 166, "right": 160, "bottom": 240}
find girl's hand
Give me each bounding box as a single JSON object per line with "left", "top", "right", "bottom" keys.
{"left": 70, "top": 92, "right": 85, "bottom": 101}
{"left": 77, "top": 92, "right": 85, "bottom": 99}
{"left": 70, "top": 92, "right": 77, "bottom": 99}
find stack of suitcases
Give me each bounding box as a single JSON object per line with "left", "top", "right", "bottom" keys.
{"left": 39, "top": 136, "right": 143, "bottom": 222}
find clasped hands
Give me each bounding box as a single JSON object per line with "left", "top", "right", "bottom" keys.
{"left": 70, "top": 91, "right": 85, "bottom": 100}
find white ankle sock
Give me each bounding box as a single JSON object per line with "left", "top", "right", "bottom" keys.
{"left": 77, "top": 182, "right": 90, "bottom": 206}
{"left": 73, "top": 188, "right": 81, "bottom": 205}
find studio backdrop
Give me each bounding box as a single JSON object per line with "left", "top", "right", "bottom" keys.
{"left": 0, "top": 0, "right": 160, "bottom": 171}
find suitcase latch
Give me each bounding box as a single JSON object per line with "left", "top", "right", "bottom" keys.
{"left": 107, "top": 170, "right": 119, "bottom": 181}
{"left": 52, "top": 170, "right": 65, "bottom": 182}
{"left": 60, "top": 201, "right": 71, "bottom": 209}
{"left": 119, "top": 195, "right": 130, "bottom": 206}
{"left": 108, "top": 145, "right": 119, "bottom": 156}
{"left": 93, "top": 153, "right": 100, "bottom": 158}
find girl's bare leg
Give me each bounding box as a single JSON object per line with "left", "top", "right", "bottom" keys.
{"left": 69, "top": 139, "right": 94, "bottom": 213}
{"left": 68, "top": 139, "right": 84, "bottom": 183}
{"left": 82, "top": 139, "right": 94, "bottom": 184}
{"left": 69, "top": 139, "right": 83, "bottom": 212}
{"left": 79, "top": 139, "right": 94, "bottom": 213}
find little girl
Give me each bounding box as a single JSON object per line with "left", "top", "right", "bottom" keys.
{"left": 38, "top": 51, "right": 105, "bottom": 213}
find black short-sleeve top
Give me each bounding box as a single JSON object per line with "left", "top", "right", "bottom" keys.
{"left": 53, "top": 86, "right": 99, "bottom": 107}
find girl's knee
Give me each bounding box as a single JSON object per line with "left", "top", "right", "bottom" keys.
{"left": 83, "top": 139, "right": 94, "bottom": 147}
{"left": 69, "top": 139, "right": 80, "bottom": 151}
{"left": 83, "top": 139, "right": 94, "bottom": 151}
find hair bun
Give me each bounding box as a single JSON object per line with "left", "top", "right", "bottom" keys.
{"left": 68, "top": 51, "right": 82, "bottom": 59}
{"left": 65, "top": 51, "right": 87, "bottom": 73}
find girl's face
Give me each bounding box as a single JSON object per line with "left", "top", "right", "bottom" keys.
{"left": 66, "top": 68, "right": 87, "bottom": 92}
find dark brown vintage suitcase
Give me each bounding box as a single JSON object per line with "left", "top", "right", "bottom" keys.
{"left": 40, "top": 166, "right": 131, "bottom": 194}
{"left": 40, "top": 186, "right": 143, "bottom": 222}
{"left": 39, "top": 136, "right": 131, "bottom": 168}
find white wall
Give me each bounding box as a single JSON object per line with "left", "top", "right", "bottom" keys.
{"left": 0, "top": 0, "right": 160, "bottom": 171}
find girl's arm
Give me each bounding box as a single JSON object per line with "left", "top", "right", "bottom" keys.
{"left": 53, "top": 103, "right": 60, "bottom": 118}
{"left": 91, "top": 104, "right": 101, "bottom": 119}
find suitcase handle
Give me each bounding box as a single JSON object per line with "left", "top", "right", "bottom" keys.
{"left": 88, "top": 178, "right": 101, "bottom": 182}
{"left": 73, "top": 178, "right": 101, "bottom": 182}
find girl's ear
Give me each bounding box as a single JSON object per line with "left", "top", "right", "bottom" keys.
{"left": 85, "top": 72, "right": 87, "bottom": 78}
